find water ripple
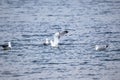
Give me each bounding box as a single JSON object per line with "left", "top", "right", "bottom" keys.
{"left": 0, "top": 0, "right": 120, "bottom": 80}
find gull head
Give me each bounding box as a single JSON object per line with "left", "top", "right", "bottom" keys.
{"left": 64, "top": 30, "right": 68, "bottom": 34}
{"left": 54, "top": 32, "right": 60, "bottom": 38}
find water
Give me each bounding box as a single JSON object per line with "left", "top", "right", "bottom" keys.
{"left": 0, "top": 0, "right": 120, "bottom": 80}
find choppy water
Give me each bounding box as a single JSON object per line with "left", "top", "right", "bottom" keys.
{"left": 0, "top": 0, "right": 120, "bottom": 80}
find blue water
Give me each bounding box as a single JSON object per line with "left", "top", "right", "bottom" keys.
{"left": 0, "top": 0, "right": 120, "bottom": 80}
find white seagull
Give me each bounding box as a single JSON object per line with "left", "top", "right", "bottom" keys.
{"left": 0, "top": 42, "right": 12, "bottom": 50}
{"left": 95, "top": 44, "right": 108, "bottom": 51}
{"left": 43, "top": 38, "right": 49, "bottom": 45}
{"left": 44, "top": 31, "right": 68, "bottom": 47}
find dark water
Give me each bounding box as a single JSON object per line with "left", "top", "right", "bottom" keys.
{"left": 0, "top": 0, "right": 120, "bottom": 80}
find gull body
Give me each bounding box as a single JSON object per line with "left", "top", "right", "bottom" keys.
{"left": 50, "top": 32, "right": 60, "bottom": 47}
{"left": 0, "top": 42, "right": 12, "bottom": 50}
{"left": 95, "top": 44, "right": 108, "bottom": 51}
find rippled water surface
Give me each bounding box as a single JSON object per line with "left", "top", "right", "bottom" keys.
{"left": 0, "top": 0, "right": 120, "bottom": 80}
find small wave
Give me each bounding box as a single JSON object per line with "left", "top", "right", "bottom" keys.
{"left": 1, "top": 71, "right": 12, "bottom": 75}
{"left": 24, "top": 71, "right": 41, "bottom": 75}
{"left": 59, "top": 43, "right": 72, "bottom": 45}
{"left": 111, "top": 49, "right": 120, "bottom": 52}
{"left": 47, "top": 62, "right": 68, "bottom": 65}
{"left": 12, "top": 74, "right": 24, "bottom": 77}
{"left": 102, "top": 58, "right": 120, "bottom": 61}
{"left": 22, "top": 34, "right": 41, "bottom": 38}
{"left": 17, "top": 54, "right": 24, "bottom": 56}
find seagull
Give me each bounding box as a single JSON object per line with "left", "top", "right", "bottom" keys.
{"left": 95, "top": 44, "right": 108, "bottom": 51}
{"left": 0, "top": 42, "right": 12, "bottom": 50}
{"left": 50, "top": 32, "right": 60, "bottom": 47}
{"left": 44, "top": 30, "right": 68, "bottom": 47}
{"left": 43, "top": 38, "right": 49, "bottom": 45}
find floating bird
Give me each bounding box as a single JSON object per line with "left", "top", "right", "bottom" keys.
{"left": 43, "top": 38, "right": 49, "bottom": 45}
{"left": 0, "top": 42, "right": 12, "bottom": 50}
{"left": 50, "top": 32, "right": 60, "bottom": 47}
{"left": 44, "top": 30, "right": 68, "bottom": 47}
{"left": 95, "top": 44, "right": 108, "bottom": 51}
